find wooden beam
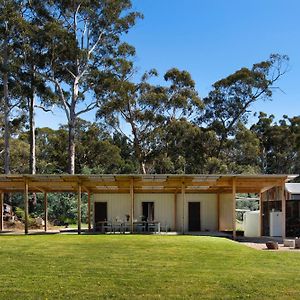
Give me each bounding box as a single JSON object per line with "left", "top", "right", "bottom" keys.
{"left": 77, "top": 184, "right": 82, "bottom": 235}
{"left": 281, "top": 181, "right": 286, "bottom": 239}
{"left": 44, "top": 192, "right": 48, "bottom": 232}
{"left": 259, "top": 192, "right": 262, "bottom": 236}
{"left": 130, "top": 178, "right": 134, "bottom": 233}
{"left": 0, "top": 193, "right": 3, "bottom": 231}
{"left": 182, "top": 182, "right": 185, "bottom": 234}
{"left": 174, "top": 192, "right": 177, "bottom": 232}
{"left": 81, "top": 185, "right": 90, "bottom": 193}
{"left": 217, "top": 193, "right": 220, "bottom": 232}
{"left": 232, "top": 178, "right": 236, "bottom": 240}
{"left": 87, "top": 191, "right": 91, "bottom": 232}
{"left": 24, "top": 179, "right": 29, "bottom": 234}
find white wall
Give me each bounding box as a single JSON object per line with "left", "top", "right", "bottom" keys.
{"left": 93, "top": 193, "right": 175, "bottom": 229}
{"left": 93, "top": 192, "right": 227, "bottom": 232}
{"left": 134, "top": 193, "right": 175, "bottom": 230}
{"left": 177, "top": 193, "right": 218, "bottom": 232}
{"left": 219, "top": 193, "right": 233, "bottom": 231}
{"left": 93, "top": 193, "right": 131, "bottom": 223}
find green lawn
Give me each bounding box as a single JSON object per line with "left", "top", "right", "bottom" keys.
{"left": 0, "top": 235, "right": 300, "bottom": 299}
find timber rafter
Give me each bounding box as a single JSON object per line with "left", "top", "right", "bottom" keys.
{"left": 0, "top": 174, "right": 297, "bottom": 195}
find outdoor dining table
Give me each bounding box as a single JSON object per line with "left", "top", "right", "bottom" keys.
{"left": 96, "top": 221, "right": 131, "bottom": 233}
{"left": 133, "top": 221, "right": 160, "bottom": 233}
{"left": 96, "top": 221, "right": 160, "bottom": 233}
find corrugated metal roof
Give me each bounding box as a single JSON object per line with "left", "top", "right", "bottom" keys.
{"left": 285, "top": 183, "right": 300, "bottom": 194}
{"left": 0, "top": 174, "right": 298, "bottom": 194}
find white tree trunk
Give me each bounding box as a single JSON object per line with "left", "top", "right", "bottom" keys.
{"left": 3, "top": 36, "right": 10, "bottom": 174}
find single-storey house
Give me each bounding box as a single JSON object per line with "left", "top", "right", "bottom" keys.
{"left": 0, "top": 174, "right": 297, "bottom": 239}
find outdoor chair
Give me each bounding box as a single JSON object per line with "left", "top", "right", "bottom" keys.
{"left": 112, "top": 222, "right": 122, "bottom": 233}
{"left": 160, "top": 224, "right": 169, "bottom": 233}
{"left": 122, "top": 222, "right": 131, "bottom": 233}
{"left": 135, "top": 222, "right": 146, "bottom": 233}
{"left": 148, "top": 222, "right": 160, "bottom": 233}
{"left": 103, "top": 221, "right": 112, "bottom": 233}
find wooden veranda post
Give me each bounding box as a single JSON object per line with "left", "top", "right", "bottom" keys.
{"left": 0, "top": 193, "right": 3, "bottom": 231}
{"left": 182, "top": 182, "right": 185, "bottom": 234}
{"left": 77, "top": 184, "right": 82, "bottom": 235}
{"left": 174, "top": 192, "right": 177, "bottom": 232}
{"left": 232, "top": 178, "right": 236, "bottom": 240}
{"left": 87, "top": 191, "right": 91, "bottom": 232}
{"left": 259, "top": 192, "right": 262, "bottom": 236}
{"left": 217, "top": 193, "right": 220, "bottom": 232}
{"left": 130, "top": 178, "right": 134, "bottom": 233}
{"left": 281, "top": 180, "right": 286, "bottom": 239}
{"left": 44, "top": 192, "right": 48, "bottom": 232}
{"left": 24, "top": 179, "right": 29, "bottom": 234}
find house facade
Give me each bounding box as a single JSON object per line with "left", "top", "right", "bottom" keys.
{"left": 0, "top": 174, "right": 297, "bottom": 238}
{"left": 93, "top": 192, "right": 233, "bottom": 233}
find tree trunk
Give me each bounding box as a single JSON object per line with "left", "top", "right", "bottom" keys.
{"left": 28, "top": 75, "right": 36, "bottom": 175}
{"left": 133, "top": 138, "right": 146, "bottom": 174}
{"left": 68, "top": 77, "right": 79, "bottom": 175}
{"left": 3, "top": 35, "right": 10, "bottom": 175}
{"left": 68, "top": 117, "right": 76, "bottom": 174}
{"left": 28, "top": 79, "right": 37, "bottom": 212}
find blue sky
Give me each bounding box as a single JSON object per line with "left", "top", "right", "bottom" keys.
{"left": 36, "top": 0, "right": 300, "bottom": 128}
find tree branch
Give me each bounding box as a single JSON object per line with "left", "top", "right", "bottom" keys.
{"left": 75, "top": 101, "right": 98, "bottom": 117}
{"left": 34, "top": 105, "right": 53, "bottom": 113}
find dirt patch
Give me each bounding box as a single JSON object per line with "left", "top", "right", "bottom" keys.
{"left": 240, "top": 242, "right": 300, "bottom": 251}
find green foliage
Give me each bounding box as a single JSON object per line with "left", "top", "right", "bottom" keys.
{"left": 251, "top": 113, "right": 300, "bottom": 174}
{"left": 14, "top": 206, "right": 25, "bottom": 221}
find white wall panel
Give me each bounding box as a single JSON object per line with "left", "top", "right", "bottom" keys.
{"left": 219, "top": 193, "right": 233, "bottom": 231}
{"left": 134, "top": 194, "right": 175, "bottom": 230}
{"left": 177, "top": 193, "right": 218, "bottom": 232}
{"left": 93, "top": 193, "right": 131, "bottom": 222}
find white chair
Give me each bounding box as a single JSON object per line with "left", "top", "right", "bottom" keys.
{"left": 112, "top": 222, "right": 122, "bottom": 233}
{"left": 160, "top": 223, "right": 169, "bottom": 233}
{"left": 122, "top": 222, "right": 131, "bottom": 233}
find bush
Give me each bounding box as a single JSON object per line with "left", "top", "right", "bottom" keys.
{"left": 14, "top": 207, "right": 25, "bottom": 221}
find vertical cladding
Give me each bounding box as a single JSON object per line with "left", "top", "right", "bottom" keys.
{"left": 177, "top": 193, "right": 218, "bottom": 232}
{"left": 93, "top": 193, "right": 131, "bottom": 222}
{"left": 219, "top": 194, "right": 234, "bottom": 231}
{"left": 134, "top": 194, "right": 175, "bottom": 229}
{"left": 93, "top": 192, "right": 221, "bottom": 232}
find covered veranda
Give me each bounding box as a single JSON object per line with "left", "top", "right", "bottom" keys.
{"left": 0, "top": 174, "right": 297, "bottom": 239}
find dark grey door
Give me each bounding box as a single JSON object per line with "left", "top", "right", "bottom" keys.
{"left": 142, "top": 202, "right": 154, "bottom": 221}
{"left": 188, "top": 202, "right": 201, "bottom": 231}
{"left": 95, "top": 202, "right": 107, "bottom": 222}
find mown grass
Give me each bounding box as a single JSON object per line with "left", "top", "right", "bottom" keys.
{"left": 0, "top": 235, "right": 299, "bottom": 299}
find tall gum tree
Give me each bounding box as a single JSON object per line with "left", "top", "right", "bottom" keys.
{"left": 0, "top": 0, "right": 26, "bottom": 174}
{"left": 97, "top": 67, "right": 202, "bottom": 174}
{"left": 198, "top": 54, "right": 289, "bottom": 159}
{"left": 33, "top": 0, "right": 142, "bottom": 174}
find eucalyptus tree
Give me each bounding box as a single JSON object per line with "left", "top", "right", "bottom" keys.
{"left": 97, "top": 66, "right": 202, "bottom": 174}
{"left": 251, "top": 113, "right": 300, "bottom": 174}
{"left": 32, "top": 0, "right": 141, "bottom": 174}
{"left": 198, "top": 54, "right": 289, "bottom": 159}
{"left": 17, "top": 10, "right": 56, "bottom": 175}
{"left": 0, "top": 0, "right": 26, "bottom": 174}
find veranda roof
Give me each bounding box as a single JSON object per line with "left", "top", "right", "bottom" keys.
{"left": 285, "top": 183, "right": 300, "bottom": 194}
{"left": 0, "top": 174, "right": 297, "bottom": 194}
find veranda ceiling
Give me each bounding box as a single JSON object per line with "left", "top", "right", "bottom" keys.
{"left": 0, "top": 174, "right": 297, "bottom": 194}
